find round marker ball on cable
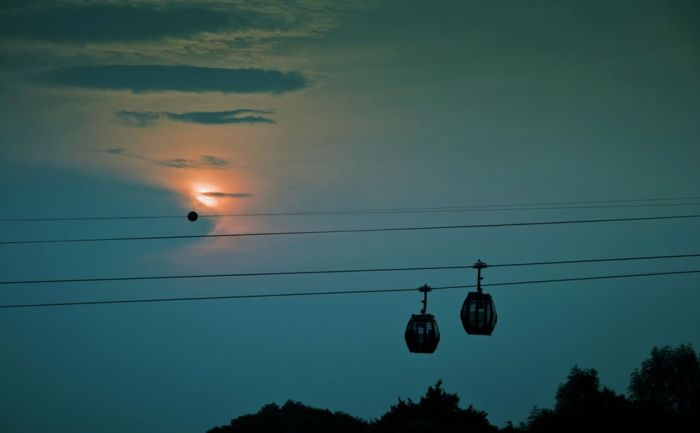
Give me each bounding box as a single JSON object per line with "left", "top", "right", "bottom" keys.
{"left": 187, "top": 211, "right": 199, "bottom": 222}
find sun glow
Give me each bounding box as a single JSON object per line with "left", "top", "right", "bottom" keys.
{"left": 96, "top": 120, "right": 266, "bottom": 254}
{"left": 193, "top": 183, "right": 219, "bottom": 208}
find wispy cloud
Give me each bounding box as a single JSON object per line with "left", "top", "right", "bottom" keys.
{"left": 200, "top": 155, "right": 230, "bottom": 168}
{"left": 39, "top": 65, "right": 307, "bottom": 94}
{"left": 116, "top": 109, "right": 275, "bottom": 127}
{"left": 0, "top": 2, "right": 353, "bottom": 81}
{"left": 198, "top": 191, "right": 253, "bottom": 198}
{"left": 156, "top": 158, "right": 204, "bottom": 169}
{"left": 103, "top": 148, "right": 233, "bottom": 170}
{"left": 0, "top": 4, "right": 238, "bottom": 43}
{"left": 164, "top": 110, "right": 275, "bottom": 125}
{"left": 0, "top": 2, "right": 339, "bottom": 44}
{"left": 115, "top": 111, "right": 161, "bottom": 127}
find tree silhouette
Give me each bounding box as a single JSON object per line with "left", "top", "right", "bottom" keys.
{"left": 373, "top": 380, "right": 497, "bottom": 433}
{"left": 629, "top": 344, "right": 700, "bottom": 416}
{"left": 523, "top": 345, "right": 700, "bottom": 433}
{"left": 206, "top": 400, "right": 366, "bottom": 433}
{"left": 206, "top": 381, "right": 496, "bottom": 433}
{"left": 205, "top": 344, "right": 700, "bottom": 433}
{"left": 557, "top": 366, "right": 626, "bottom": 415}
{"left": 524, "top": 366, "right": 627, "bottom": 433}
{"left": 627, "top": 344, "right": 700, "bottom": 431}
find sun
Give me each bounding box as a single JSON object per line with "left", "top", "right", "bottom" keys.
{"left": 192, "top": 183, "right": 219, "bottom": 208}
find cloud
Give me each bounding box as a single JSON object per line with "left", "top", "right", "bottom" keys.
{"left": 0, "top": 3, "right": 266, "bottom": 43}
{"left": 116, "top": 109, "right": 275, "bottom": 127}
{"left": 39, "top": 65, "right": 308, "bottom": 94}
{"left": 0, "top": 2, "right": 351, "bottom": 77}
{"left": 163, "top": 109, "right": 275, "bottom": 125}
{"left": 156, "top": 158, "right": 204, "bottom": 169}
{"left": 115, "top": 111, "right": 161, "bottom": 127}
{"left": 200, "top": 155, "right": 230, "bottom": 168}
{"left": 198, "top": 191, "right": 253, "bottom": 198}
{"left": 103, "top": 149, "right": 232, "bottom": 170}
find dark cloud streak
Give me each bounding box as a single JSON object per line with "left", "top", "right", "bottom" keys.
{"left": 0, "top": 4, "right": 262, "bottom": 42}
{"left": 103, "top": 149, "right": 232, "bottom": 170}
{"left": 198, "top": 192, "right": 253, "bottom": 198}
{"left": 115, "top": 111, "right": 161, "bottom": 127}
{"left": 116, "top": 109, "right": 274, "bottom": 126}
{"left": 40, "top": 65, "right": 307, "bottom": 94}
{"left": 199, "top": 155, "right": 230, "bottom": 168}
{"left": 164, "top": 109, "right": 275, "bottom": 125}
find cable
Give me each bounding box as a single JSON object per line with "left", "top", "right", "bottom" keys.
{"left": 479, "top": 270, "right": 700, "bottom": 288}
{"left": 0, "top": 215, "right": 182, "bottom": 222}
{"left": 488, "top": 253, "right": 700, "bottom": 268}
{"left": 202, "top": 202, "right": 700, "bottom": 218}
{"left": 0, "top": 265, "right": 471, "bottom": 285}
{"left": 3, "top": 195, "right": 700, "bottom": 222}
{"left": 1, "top": 269, "right": 698, "bottom": 309}
{"left": 2, "top": 213, "right": 699, "bottom": 246}
{"left": 2, "top": 252, "right": 700, "bottom": 286}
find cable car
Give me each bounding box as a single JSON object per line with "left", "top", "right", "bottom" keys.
{"left": 405, "top": 285, "right": 440, "bottom": 353}
{"left": 460, "top": 260, "right": 497, "bottom": 335}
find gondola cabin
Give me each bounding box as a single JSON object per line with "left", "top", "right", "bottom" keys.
{"left": 460, "top": 291, "right": 497, "bottom": 335}
{"left": 405, "top": 313, "right": 440, "bottom": 353}
{"left": 405, "top": 285, "right": 440, "bottom": 354}
{"left": 460, "top": 259, "right": 497, "bottom": 336}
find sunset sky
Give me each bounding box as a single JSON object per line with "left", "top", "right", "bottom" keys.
{"left": 1, "top": 1, "right": 699, "bottom": 432}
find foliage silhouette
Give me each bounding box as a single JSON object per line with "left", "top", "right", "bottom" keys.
{"left": 627, "top": 344, "right": 700, "bottom": 431}
{"left": 373, "top": 380, "right": 497, "bottom": 433}
{"left": 206, "top": 400, "right": 366, "bottom": 433}
{"left": 206, "top": 344, "right": 700, "bottom": 433}
{"left": 206, "top": 381, "right": 496, "bottom": 433}
{"left": 524, "top": 366, "right": 627, "bottom": 433}
{"left": 629, "top": 344, "right": 700, "bottom": 416}
{"left": 523, "top": 344, "right": 700, "bottom": 433}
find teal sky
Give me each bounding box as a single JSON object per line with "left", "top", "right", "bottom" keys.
{"left": 1, "top": 1, "right": 699, "bottom": 432}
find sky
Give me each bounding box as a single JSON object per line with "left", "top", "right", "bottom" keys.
{"left": 1, "top": 1, "right": 699, "bottom": 432}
